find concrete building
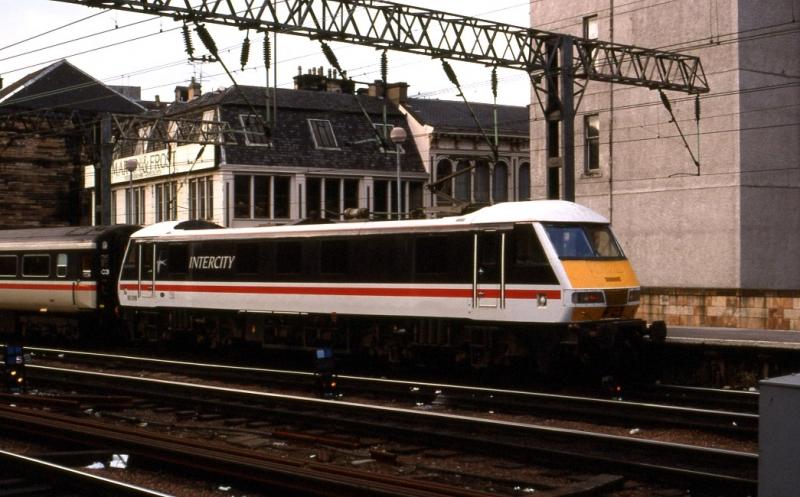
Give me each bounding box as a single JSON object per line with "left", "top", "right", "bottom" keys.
{"left": 530, "top": 0, "right": 800, "bottom": 329}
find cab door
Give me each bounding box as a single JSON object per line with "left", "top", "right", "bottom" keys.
{"left": 473, "top": 232, "right": 506, "bottom": 309}
{"left": 138, "top": 242, "right": 155, "bottom": 299}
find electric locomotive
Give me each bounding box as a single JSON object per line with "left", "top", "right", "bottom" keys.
{"left": 0, "top": 225, "right": 138, "bottom": 340}
{"left": 117, "top": 201, "right": 664, "bottom": 370}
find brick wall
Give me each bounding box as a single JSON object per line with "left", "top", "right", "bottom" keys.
{"left": 637, "top": 288, "right": 800, "bottom": 331}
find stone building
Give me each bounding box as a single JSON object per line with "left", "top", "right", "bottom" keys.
{"left": 400, "top": 97, "right": 530, "bottom": 215}
{"left": 0, "top": 60, "right": 144, "bottom": 228}
{"left": 529, "top": 0, "right": 800, "bottom": 329}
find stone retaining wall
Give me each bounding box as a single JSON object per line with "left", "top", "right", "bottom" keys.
{"left": 637, "top": 288, "right": 800, "bottom": 331}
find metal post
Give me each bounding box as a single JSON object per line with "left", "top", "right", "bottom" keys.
{"left": 125, "top": 159, "right": 138, "bottom": 224}
{"left": 560, "top": 38, "right": 576, "bottom": 202}
{"left": 99, "top": 113, "right": 113, "bottom": 225}
{"left": 395, "top": 145, "right": 401, "bottom": 219}
{"left": 389, "top": 127, "right": 407, "bottom": 220}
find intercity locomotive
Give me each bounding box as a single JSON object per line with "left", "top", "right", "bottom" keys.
{"left": 116, "top": 200, "right": 664, "bottom": 369}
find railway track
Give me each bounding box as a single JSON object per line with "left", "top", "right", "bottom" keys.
{"left": 0, "top": 448, "right": 171, "bottom": 497}
{"left": 24, "top": 361, "right": 759, "bottom": 495}
{"left": 28, "top": 346, "right": 759, "bottom": 435}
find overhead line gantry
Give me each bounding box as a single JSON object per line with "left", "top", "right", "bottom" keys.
{"left": 51, "top": 0, "right": 709, "bottom": 207}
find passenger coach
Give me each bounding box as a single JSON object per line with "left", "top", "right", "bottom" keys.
{"left": 0, "top": 225, "right": 137, "bottom": 338}
{"left": 118, "top": 201, "right": 661, "bottom": 369}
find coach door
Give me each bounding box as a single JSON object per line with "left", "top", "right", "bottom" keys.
{"left": 138, "top": 242, "right": 155, "bottom": 299}
{"left": 473, "top": 231, "right": 506, "bottom": 309}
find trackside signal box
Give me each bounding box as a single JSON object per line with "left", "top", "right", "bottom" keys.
{"left": 4, "top": 345, "right": 26, "bottom": 393}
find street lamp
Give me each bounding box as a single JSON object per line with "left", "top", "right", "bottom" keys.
{"left": 124, "top": 159, "right": 138, "bottom": 224}
{"left": 389, "top": 126, "right": 407, "bottom": 220}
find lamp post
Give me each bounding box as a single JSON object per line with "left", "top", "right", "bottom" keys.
{"left": 389, "top": 127, "right": 407, "bottom": 220}
{"left": 124, "top": 159, "right": 138, "bottom": 224}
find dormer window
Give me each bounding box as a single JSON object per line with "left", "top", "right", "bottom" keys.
{"left": 239, "top": 114, "right": 270, "bottom": 146}
{"left": 308, "top": 119, "right": 338, "bottom": 149}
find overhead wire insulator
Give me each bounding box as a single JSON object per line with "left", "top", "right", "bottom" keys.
{"left": 182, "top": 23, "right": 194, "bottom": 58}
{"left": 263, "top": 34, "right": 271, "bottom": 70}
{"left": 442, "top": 60, "right": 459, "bottom": 88}
{"left": 491, "top": 67, "right": 498, "bottom": 100}
{"left": 658, "top": 89, "right": 672, "bottom": 113}
{"left": 380, "top": 50, "right": 388, "bottom": 84}
{"left": 320, "top": 41, "right": 343, "bottom": 74}
{"left": 195, "top": 23, "right": 218, "bottom": 58}
{"left": 240, "top": 33, "right": 251, "bottom": 70}
{"left": 695, "top": 94, "right": 701, "bottom": 121}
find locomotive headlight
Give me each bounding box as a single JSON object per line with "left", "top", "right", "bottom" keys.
{"left": 572, "top": 291, "right": 605, "bottom": 305}
{"left": 628, "top": 288, "right": 641, "bottom": 303}
{"left": 537, "top": 294, "right": 548, "bottom": 307}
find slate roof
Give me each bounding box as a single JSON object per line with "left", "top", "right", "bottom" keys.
{"left": 0, "top": 60, "right": 145, "bottom": 114}
{"left": 166, "top": 85, "right": 424, "bottom": 174}
{"left": 402, "top": 98, "right": 529, "bottom": 136}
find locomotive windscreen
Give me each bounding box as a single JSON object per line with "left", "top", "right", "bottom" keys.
{"left": 543, "top": 224, "right": 624, "bottom": 259}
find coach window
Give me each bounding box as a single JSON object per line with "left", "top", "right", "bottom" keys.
{"left": 81, "top": 254, "right": 93, "bottom": 279}
{"left": 508, "top": 225, "right": 557, "bottom": 284}
{"left": 0, "top": 255, "right": 16, "bottom": 277}
{"left": 169, "top": 244, "right": 189, "bottom": 274}
{"left": 56, "top": 254, "right": 68, "bottom": 278}
{"left": 22, "top": 254, "right": 50, "bottom": 278}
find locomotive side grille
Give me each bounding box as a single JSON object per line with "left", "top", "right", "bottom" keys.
{"left": 604, "top": 289, "right": 628, "bottom": 306}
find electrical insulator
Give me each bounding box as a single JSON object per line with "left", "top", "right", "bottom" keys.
{"left": 381, "top": 50, "right": 388, "bottom": 84}
{"left": 491, "top": 67, "right": 498, "bottom": 99}
{"left": 659, "top": 89, "right": 672, "bottom": 113}
{"left": 195, "top": 24, "right": 219, "bottom": 57}
{"left": 442, "top": 60, "right": 459, "bottom": 87}
{"left": 182, "top": 24, "right": 194, "bottom": 58}
{"left": 695, "top": 94, "right": 701, "bottom": 121}
{"left": 240, "top": 34, "right": 251, "bottom": 70}
{"left": 320, "top": 42, "right": 342, "bottom": 74}
{"left": 263, "top": 35, "right": 271, "bottom": 70}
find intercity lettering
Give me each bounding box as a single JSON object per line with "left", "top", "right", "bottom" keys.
{"left": 188, "top": 255, "right": 236, "bottom": 270}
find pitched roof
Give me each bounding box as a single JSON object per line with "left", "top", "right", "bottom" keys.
{"left": 0, "top": 60, "right": 145, "bottom": 114}
{"left": 165, "top": 85, "right": 402, "bottom": 116}
{"left": 402, "top": 98, "right": 529, "bottom": 136}
{"left": 164, "top": 85, "right": 424, "bottom": 174}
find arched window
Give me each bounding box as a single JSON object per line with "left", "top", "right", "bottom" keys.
{"left": 455, "top": 160, "right": 472, "bottom": 202}
{"left": 518, "top": 162, "right": 530, "bottom": 201}
{"left": 474, "top": 160, "right": 490, "bottom": 203}
{"left": 493, "top": 161, "right": 508, "bottom": 203}
{"left": 435, "top": 158, "right": 453, "bottom": 205}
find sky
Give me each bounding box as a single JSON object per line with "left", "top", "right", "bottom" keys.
{"left": 0, "top": 0, "right": 534, "bottom": 107}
